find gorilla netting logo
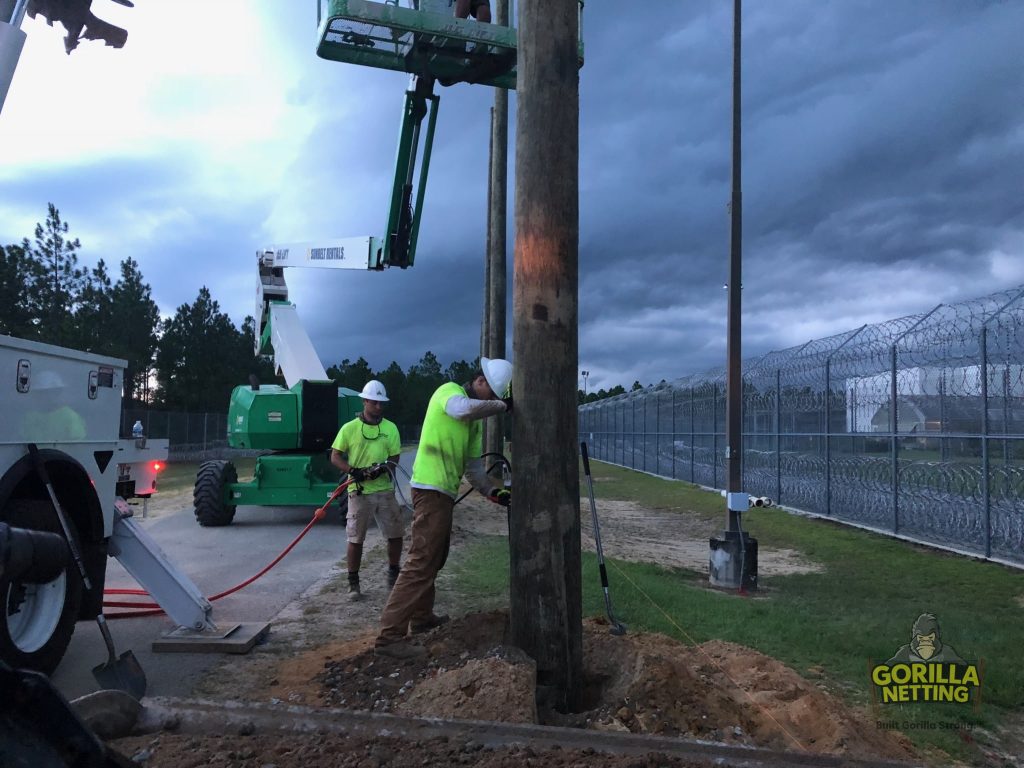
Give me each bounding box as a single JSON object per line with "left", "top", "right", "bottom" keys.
{"left": 871, "top": 613, "right": 981, "bottom": 706}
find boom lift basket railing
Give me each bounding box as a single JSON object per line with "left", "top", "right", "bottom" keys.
{"left": 315, "top": 0, "right": 585, "bottom": 90}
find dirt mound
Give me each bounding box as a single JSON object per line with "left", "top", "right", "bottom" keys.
{"left": 303, "top": 611, "right": 915, "bottom": 762}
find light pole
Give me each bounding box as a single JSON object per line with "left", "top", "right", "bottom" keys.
{"left": 709, "top": 0, "right": 757, "bottom": 593}
{"left": 581, "top": 370, "right": 590, "bottom": 397}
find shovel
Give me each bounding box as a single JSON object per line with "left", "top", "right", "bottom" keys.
{"left": 27, "top": 444, "right": 148, "bottom": 700}
{"left": 580, "top": 441, "right": 627, "bottom": 636}
{"left": 91, "top": 614, "right": 147, "bottom": 700}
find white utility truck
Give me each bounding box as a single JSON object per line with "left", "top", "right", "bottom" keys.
{"left": 0, "top": 334, "right": 222, "bottom": 681}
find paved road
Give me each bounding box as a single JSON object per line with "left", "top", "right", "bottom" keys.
{"left": 50, "top": 453, "right": 415, "bottom": 701}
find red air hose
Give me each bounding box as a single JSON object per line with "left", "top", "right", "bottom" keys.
{"left": 103, "top": 480, "right": 352, "bottom": 619}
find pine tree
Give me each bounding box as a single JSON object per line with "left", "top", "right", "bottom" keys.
{"left": 154, "top": 287, "right": 251, "bottom": 410}
{"left": 28, "top": 203, "right": 85, "bottom": 347}
{"left": 0, "top": 241, "right": 43, "bottom": 338}
{"left": 108, "top": 258, "right": 161, "bottom": 405}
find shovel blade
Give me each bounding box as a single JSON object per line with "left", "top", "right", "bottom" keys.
{"left": 92, "top": 650, "right": 147, "bottom": 701}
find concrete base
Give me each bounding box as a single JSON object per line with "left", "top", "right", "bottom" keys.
{"left": 152, "top": 621, "right": 270, "bottom": 654}
{"left": 708, "top": 532, "right": 758, "bottom": 591}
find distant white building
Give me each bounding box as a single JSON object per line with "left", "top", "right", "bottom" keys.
{"left": 845, "top": 365, "right": 1023, "bottom": 433}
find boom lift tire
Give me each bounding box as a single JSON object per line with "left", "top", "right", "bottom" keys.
{"left": 193, "top": 460, "right": 238, "bottom": 527}
{"left": 0, "top": 499, "right": 84, "bottom": 674}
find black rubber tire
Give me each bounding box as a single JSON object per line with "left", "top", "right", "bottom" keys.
{"left": 0, "top": 499, "right": 84, "bottom": 675}
{"left": 193, "top": 460, "right": 238, "bottom": 527}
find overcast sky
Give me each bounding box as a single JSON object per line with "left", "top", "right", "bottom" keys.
{"left": 2, "top": 0, "right": 1022, "bottom": 393}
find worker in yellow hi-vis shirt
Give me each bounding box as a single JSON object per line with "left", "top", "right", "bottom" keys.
{"left": 330, "top": 380, "right": 402, "bottom": 602}
{"left": 374, "top": 358, "right": 512, "bottom": 659}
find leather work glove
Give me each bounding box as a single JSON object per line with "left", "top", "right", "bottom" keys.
{"left": 501, "top": 396, "right": 513, "bottom": 414}
{"left": 348, "top": 467, "right": 367, "bottom": 483}
{"left": 487, "top": 488, "right": 511, "bottom": 507}
{"left": 366, "top": 463, "right": 387, "bottom": 480}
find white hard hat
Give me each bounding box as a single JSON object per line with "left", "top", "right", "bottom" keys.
{"left": 360, "top": 380, "right": 389, "bottom": 402}
{"left": 480, "top": 357, "right": 512, "bottom": 398}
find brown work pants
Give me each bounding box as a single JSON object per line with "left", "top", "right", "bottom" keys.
{"left": 376, "top": 488, "right": 453, "bottom": 645}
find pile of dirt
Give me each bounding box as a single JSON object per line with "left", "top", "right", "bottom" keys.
{"left": 301, "top": 611, "right": 915, "bottom": 762}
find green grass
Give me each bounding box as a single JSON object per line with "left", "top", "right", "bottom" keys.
{"left": 449, "top": 459, "right": 1024, "bottom": 764}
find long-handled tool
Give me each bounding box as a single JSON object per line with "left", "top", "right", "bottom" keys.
{"left": 580, "top": 441, "right": 627, "bottom": 636}
{"left": 27, "top": 444, "right": 147, "bottom": 699}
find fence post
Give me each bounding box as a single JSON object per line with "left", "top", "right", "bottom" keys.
{"left": 643, "top": 393, "right": 648, "bottom": 473}
{"left": 671, "top": 389, "right": 676, "bottom": 479}
{"left": 939, "top": 371, "right": 948, "bottom": 461}
{"left": 654, "top": 391, "right": 659, "bottom": 475}
{"left": 775, "top": 368, "right": 781, "bottom": 504}
{"left": 690, "top": 386, "right": 695, "bottom": 483}
{"left": 712, "top": 383, "right": 719, "bottom": 489}
{"left": 980, "top": 327, "right": 991, "bottom": 558}
{"left": 825, "top": 359, "right": 832, "bottom": 516}
{"left": 1004, "top": 365, "right": 1011, "bottom": 468}
{"left": 890, "top": 343, "right": 899, "bottom": 534}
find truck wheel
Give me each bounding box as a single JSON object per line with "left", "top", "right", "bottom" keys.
{"left": 0, "top": 499, "right": 84, "bottom": 675}
{"left": 193, "top": 460, "right": 238, "bottom": 527}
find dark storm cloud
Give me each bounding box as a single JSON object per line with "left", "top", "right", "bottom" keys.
{"left": 568, "top": 0, "right": 1024, "bottom": 390}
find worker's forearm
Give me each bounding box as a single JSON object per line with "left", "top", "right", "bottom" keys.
{"left": 445, "top": 396, "right": 507, "bottom": 421}
{"left": 330, "top": 451, "right": 351, "bottom": 473}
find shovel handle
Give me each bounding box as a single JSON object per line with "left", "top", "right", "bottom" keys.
{"left": 95, "top": 614, "right": 118, "bottom": 663}
{"left": 580, "top": 441, "right": 592, "bottom": 476}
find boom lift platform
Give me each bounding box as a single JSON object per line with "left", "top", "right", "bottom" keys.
{"left": 315, "top": 0, "right": 585, "bottom": 89}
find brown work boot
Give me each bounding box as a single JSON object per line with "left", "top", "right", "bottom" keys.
{"left": 409, "top": 613, "right": 450, "bottom": 635}
{"left": 373, "top": 641, "right": 427, "bottom": 660}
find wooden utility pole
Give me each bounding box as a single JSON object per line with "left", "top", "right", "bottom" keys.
{"left": 482, "top": 107, "right": 494, "bottom": 362}
{"left": 509, "top": 0, "right": 582, "bottom": 711}
{"left": 483, "top": 0, "right": 509, "bottom": 463}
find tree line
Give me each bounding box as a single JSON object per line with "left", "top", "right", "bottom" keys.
{"left": 2, "top": 204, "right": 635, "bottom": 424}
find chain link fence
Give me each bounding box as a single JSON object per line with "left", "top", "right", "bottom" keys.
{"left": 579, "top": 284, "right": 1024, "bottom": 567}
{"left": 120, "top": 409, "right": 422, "bottom": 462}
{"left": 120, "top": 409, "right": 233, "bottom": 461}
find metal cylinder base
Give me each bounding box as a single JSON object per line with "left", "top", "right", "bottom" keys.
{"left": 708, "top": 532, "right": 758, "bottom": 591}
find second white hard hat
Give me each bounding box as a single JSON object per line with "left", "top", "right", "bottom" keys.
{"left": 360, "top": 380, "right": 389, "bottom": 402}
{"left": 480, "top": 357, "right": 513, "bottom": 398}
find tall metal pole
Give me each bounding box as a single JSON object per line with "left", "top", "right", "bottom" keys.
{"left": 509, "top": 0, "right": 581, "bottom": 712}
{"left": 710, "top": 0, "right": 753, "bottom": 591}
{"left": 725, "top": 0, "right": 743, "bottom": 531}
{"left": 484, "top": 0, "right": 509, "bottom": 462}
